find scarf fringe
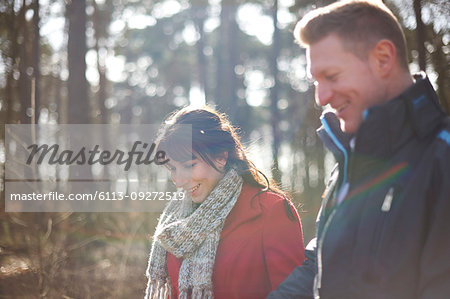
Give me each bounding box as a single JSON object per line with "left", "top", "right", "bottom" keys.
{"left": 179, "top": 288, "right": 213, "bottom": 299}
{"left": 145, "top": 280, "right": 172, "bottom": 299}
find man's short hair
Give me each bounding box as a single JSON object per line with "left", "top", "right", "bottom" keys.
{"left": 294, "top": 0, "right": 409, "bottom": 70}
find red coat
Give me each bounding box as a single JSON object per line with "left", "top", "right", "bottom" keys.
{"left": 167, "top": 184, "right": 305, "bottom": 298}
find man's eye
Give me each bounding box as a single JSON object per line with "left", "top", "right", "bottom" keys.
{"left": 326, "top": 74, "right": 338, "bottom": 81}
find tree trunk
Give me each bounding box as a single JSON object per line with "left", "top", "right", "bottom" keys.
{"left": 429, "top": 30, "right": 450, "bottom": 114}
{"left": 92, "top": 0, "right": 109, "bottom": 124}
{"left": 32, "top": 0, "right": 40, "bottom": 123}
{"left": 19, "top": 0, "right": 31, "bottom": 124}
{"left": 66, "top": 0, "right": 90, "bottom": 124}
{"left": 270, "top": 0, "right": 282, "bottom": 184}
{"left": 413, "top": 0, "right": 427, "bottom": 71}
{"left": 215, "top": 0, "right": 238, "bottom": 120}
{"left": 193, "top": 5, "right": 208, "bottom": 103}
{"left": 3, "top": 0, "right": 21, "bottom": 124}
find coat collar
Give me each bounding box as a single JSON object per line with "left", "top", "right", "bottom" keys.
{"left": 318, "top": 73, "right": 445, "bottom": 162}
{"left": 355, "top": 73, "right": 445, "bottom": 159}
{"left": 317, "top": 73, "right": 446, "bottom": 188}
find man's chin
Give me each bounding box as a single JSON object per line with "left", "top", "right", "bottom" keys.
{"left": 340, "top": 120, "right": 358, "bottom": 134}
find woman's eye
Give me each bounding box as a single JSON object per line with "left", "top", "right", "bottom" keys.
{"left": 183, "top": 162, "right": 196, "bottom": 169}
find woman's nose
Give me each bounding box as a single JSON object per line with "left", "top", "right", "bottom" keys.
{"left": 171, "top": 170, "right": 189, "bottom": 189}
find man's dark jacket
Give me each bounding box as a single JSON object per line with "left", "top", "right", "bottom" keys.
{"left": 268, "top": 73, "right": 450, "bottom": 299}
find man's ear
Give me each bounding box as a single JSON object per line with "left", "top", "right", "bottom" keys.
{"left": 369, "top": 39, "right": 396, "bottom": 77}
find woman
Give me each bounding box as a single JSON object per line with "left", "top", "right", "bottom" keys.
{"left": 145, "top": 106, "right": 305, "bottom": 299}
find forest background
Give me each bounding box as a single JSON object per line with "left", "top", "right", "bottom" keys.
{"left": 0, "top": 0, "right": 448, "bottom": 297}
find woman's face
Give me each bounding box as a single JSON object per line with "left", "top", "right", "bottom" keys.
{"left": 165, "top": 153, "right": 227, "bottom": 203}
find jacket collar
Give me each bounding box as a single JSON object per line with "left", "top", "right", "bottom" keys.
{"left": 317, "top": 111, "right": 352, "bottom": 185}
{"left": 318, "top": 73, "right": 445, "bottom": 162}
{"left": 355, "top": 72, "right": 445, "bottom": 159}
{"left": 317, "top": 111, "right": 352, "bottom": 161}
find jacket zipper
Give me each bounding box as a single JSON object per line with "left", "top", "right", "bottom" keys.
{"left": 370, "top": 187, "right": 395, "bottom": 280}
{"left": 315, "top": 208, "right": 337, "bottom": 292}
{"left": 316, "top": 117, "right": 351, "bottom": 297}
{"left": 381, "top": 187, "right": 394, "bottom": 212}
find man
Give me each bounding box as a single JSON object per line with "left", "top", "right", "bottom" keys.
{"left": 268, "top": 0, "right": 450, "bottom": 298}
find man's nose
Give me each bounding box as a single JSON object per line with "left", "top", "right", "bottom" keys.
{"left": 315, "top": 82, "right": 332, "bottom": 107}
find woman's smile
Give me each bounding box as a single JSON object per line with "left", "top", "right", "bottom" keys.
{"left": 167, "top": 155, "right": 225, "bottom": 203}
{"left": 187, "top": 184, "right": 200, "bottom": 195}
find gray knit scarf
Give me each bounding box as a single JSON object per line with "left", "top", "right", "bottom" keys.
{"left": 145, "top": 168, "right": 243, "bottom": 299}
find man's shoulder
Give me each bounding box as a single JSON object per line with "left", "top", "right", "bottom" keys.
{"left": 413, "top": 117, "right": 450, "bottom": 180}
{"left": 432, "top": 118, "right": 450, "bottom": 164}
{"left": 435, "top": 117, "right": 450, "bottom": 147}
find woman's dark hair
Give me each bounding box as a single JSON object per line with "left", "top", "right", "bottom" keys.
{"left": 156, "top": 105, "right": 295, "bottom": 218}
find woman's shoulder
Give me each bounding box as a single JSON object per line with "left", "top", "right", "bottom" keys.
{"left": 240, "top": 183, "right": 287, "bottom": 210}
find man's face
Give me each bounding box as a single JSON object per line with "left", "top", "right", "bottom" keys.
{"left": 307, "top": 34, "right": 386, "bottom": 133}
